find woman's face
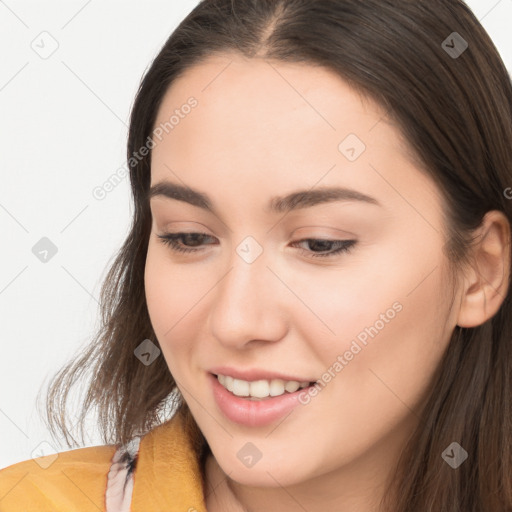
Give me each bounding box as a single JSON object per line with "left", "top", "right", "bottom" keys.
{"left": 145, "top": 54, "right": 461, "bottom": 491}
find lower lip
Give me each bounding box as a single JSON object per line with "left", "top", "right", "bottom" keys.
{"left": 209, "top": 373, "right": 312, "bottom": 427}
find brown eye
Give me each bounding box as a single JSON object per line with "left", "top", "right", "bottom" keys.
{"left": 292, "top": 239, "right": 357, "bottom": 259}
{"left": 157, "top": 232, "right": 216, "bottom": 253}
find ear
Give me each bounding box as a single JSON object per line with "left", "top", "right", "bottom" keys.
{"left": 457, "top": 210, "right": 511, "bottom": 328}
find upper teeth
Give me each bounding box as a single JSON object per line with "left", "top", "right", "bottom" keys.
{"left": 217, "top": 374, "right": 311, "bottom": 398}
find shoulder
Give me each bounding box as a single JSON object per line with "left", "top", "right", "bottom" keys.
{"left": 0, "top": 443, "right": 118, "bottom": 512}
{"left": 0, "top": 412, "right": 206, "bottom": 511}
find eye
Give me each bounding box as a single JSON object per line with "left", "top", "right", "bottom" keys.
{"left": 291, "top": 238, "right": 357, "bottom": 259}
{"left": 156, "top": 232, "right": 357, "bottom": 259}
{"left": 156, "top": 232, "right": 217, "bottom": 254}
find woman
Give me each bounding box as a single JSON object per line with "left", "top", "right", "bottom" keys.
{"left": 1, "top": 0, "right": 512, "bottom": 510}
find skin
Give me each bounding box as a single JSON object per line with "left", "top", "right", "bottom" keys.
{"left": 144, "top": 53, "right": 510, "bottom": 512}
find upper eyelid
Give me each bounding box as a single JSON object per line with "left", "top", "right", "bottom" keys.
{"left": 157, "top": 230, "right": 352, "bottom": 238}
{"left": 158, "top": 231, "right": 356, "bottom": 245}
{"left": 157, "top": 233, "right": 357, "bottom": 263}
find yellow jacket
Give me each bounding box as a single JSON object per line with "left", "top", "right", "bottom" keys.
{"left": 0, "top": 412, "right": 207, "bottom": 511}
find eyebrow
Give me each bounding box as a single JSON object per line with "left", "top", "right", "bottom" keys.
{"left": 148, "top": 181, "right": 381, "bottom": 214}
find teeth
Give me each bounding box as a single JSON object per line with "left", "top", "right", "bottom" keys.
{"left": 232, "top": 378, "right": 250, "bottom": 397}
{"left": 216, "top": 374, "right": 311, "bottom": 398}
{"left": 250, "top": 379, "right": 270, "bottom": 398}
{"left": 225, "top": 375, "right": 234, "bottom": 392}
{"left": 285, "top": 381, "right": 300, "bottom": 393}
{"left": 269, "top": 379, "right": 286, "bottom": 397}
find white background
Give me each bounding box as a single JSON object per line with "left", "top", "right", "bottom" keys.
{"left": 0, "top": 0, "right": 511, "bottom": 470}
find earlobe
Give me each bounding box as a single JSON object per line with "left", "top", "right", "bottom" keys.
{"left": 457, "top": 210, "right": 511, "bottom": 328}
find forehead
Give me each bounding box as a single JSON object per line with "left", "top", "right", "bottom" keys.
{"left": 151, "top": 53, "right": 409, "bottom": 158}
{"left": 164, "top": 53, "right": 375, "bottom": 110}
{"left": 149, "top": 53, "right": 437, "bottom": 215}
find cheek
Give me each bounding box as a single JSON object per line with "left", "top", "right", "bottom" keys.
{"left": 144, "top": 243, "right": 211, "bottom": 375}
{"left": 145, "top": 242, "right": 198, "bottom": 327}
{"left": 303, "top": 232, "right": 451, "bottom": 399}
{"left": 145, "top": 246, "right": 173, "bottom": 334}
{"left": 144, "top": 246, "right": 188, "bottom": 355}
{"left": 289, "top": 268, "right": 451, "bottom": 476}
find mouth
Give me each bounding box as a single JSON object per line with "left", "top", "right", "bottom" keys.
{"left": 212, "top": 372, "right": 316, "bottom": 401}
{"left": 209, "top": 372, "right": 316, "bottom": 427}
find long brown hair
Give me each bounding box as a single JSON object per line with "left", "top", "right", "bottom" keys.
{"left": 41, "top": 1, "right": 512, "bottom": 509}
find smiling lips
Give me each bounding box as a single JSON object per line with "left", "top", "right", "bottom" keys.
{"left": 207, "top": 366, "right": 318, "bottom": 425}
{"left": 215, "top": 373, "right": 311, "bottom": 399}
{"left": 209, "top": 365, "right": 316, "bottom": 383}
{"left": 209, "top": 372, "right": 315, "bottom": 427}
{"left": 208, "top": 365, "right": 317, "bottom": 400}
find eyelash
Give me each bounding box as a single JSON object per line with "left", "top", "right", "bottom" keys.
{"left": 156, "top": 232, "right": 356, "bottom": 259}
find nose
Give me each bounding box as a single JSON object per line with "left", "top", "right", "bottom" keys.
{"left": 208, "top": 243, "right": 289, "bottom": 350}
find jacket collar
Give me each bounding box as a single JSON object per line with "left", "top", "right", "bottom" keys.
{"left": 131, "top": 412, "right": 207, "bottom": 512}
